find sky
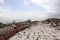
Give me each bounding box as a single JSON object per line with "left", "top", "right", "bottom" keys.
{"left": 0, "top": 0, "right": 60, "bottom": 23}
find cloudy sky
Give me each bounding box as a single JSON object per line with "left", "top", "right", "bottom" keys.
{"left": 0, "top": 0, "right": 60, "bottom": 23}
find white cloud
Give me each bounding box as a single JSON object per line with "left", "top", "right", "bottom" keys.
{"left": 24, "top": 0, "right": 30, "bottom": 5}
{"left": 0, "top": 0, "right": 60, "bottom": 23}
{"left": 0, "top": 6, "right": 50, "bottom": 23}
{"left": 0, "top": 0, "right": 4, "bottom": 4}
{"left": 31, "top": 0, "right": 51, "bottom": 11}
{"left": 24, "top": 0, "right": 60, "bottom": 13}
{"left": 0, "top": 6, "right": 60, "bottom": 23}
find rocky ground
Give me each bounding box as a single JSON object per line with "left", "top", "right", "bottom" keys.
{"left": 0, "top": 18, "right": 60, "bottom": 40}
{"left": 9, "top": 22, "right": 60, "bottom": 40}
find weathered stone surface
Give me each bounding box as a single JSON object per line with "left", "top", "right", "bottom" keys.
{"left": 0, "top": 18, "right": 60, "bottom": 40}
{"left": 9, "top": 22, "right": 60, "bottom": 40}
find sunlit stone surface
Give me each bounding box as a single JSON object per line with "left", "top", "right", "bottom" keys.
{"left": 9, "top": 22, "right": 60, "bottom": 40}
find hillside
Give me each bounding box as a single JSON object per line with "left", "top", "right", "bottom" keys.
{"left": 9, "top": 21, "right": 60, "bottom": 40}
{"left": 0, "top": 18, "right": 60, "bottom": 40}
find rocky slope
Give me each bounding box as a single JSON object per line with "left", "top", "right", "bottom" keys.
{"left": 9, "top": 20, "right": 60, "bottom": 40}
{"left": 0, "top": 18, "right": 60, "bottom": 40}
